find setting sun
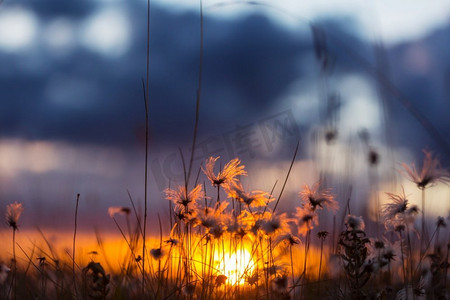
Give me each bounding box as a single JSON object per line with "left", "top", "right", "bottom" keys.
{"left": 218, "top": 249, "right": 255, "bottom": 286}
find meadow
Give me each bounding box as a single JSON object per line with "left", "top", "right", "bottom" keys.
{"left": 1, "top": 1, "right": 449, "bottom": 300}
{"left": 1, "top": 150, "right": 449, "bottom": 299}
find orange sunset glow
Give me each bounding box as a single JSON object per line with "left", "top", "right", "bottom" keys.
{"left": 1, "top": 0, "right": 449, "bottom": 299}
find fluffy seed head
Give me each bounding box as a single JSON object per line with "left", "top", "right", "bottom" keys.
{"left": 6, "top": 202, "right": 24, "bottom": 230}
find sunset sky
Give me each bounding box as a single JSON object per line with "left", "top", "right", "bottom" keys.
{"left": 0, "top": 0, "right": 449, "bottom": 234}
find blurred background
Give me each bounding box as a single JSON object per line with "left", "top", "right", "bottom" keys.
{"left": 0, "top": 0, "right": 449, "bottom": 236}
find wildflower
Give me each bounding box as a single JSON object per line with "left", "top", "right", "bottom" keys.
{"left": 368, "top": 149, "right": 380, "bottom": 166}
{"left": 295, "top": 206, "right": 318, "bottom": 236}
{"left": 0, "top": 264, "right": 10, "bottom": 285}
{"left": 83, "top": 261, "right": 110, "bottom": 299}
{"left": 246, "top": 272, "right": 259, "bottom": 285}
{"left": 344, "top": 214, "right": 365, "bottom": 231}
{"left": 401, "top": 150, "right": 450, "bottom": 189}
{"left": 368, "top": 238, "right": 400, "bottom": 268}
{"left": 165, "top": 224, "right": 180, "bottom": 246}
{"left": 226, "top": 211, "right": 250, "bottom": 238}
{"left": 261, "top": 213, "right": 289, "bottom": 236}
{"left": 338, "top": 220, "right": 371, "bottom": 294}
{"left": 317, "top": 231, "right": 329, "bottom": 240}
{"left": 382, "top": 189, "right": 410, "bottom": 220}
{"left": 194, "top": 202, "right": 228, "bottom": 229}
{"left": 6, "top": 202, "right": 24, "bottom": 230}
{"left": 37, "top": 256, "right": 46, "bottom": 267}
{"left": 381, "top": 246, "right": 398, "bottom": 263}
{"left": 150, "top": 248, "right": 164, "bottom": 260}
{"left": 248, "top": 211, "right": 271, "bottom": 236}
{"left": 165, "top": 184, "right": 203, "bottom": 209}
{"left": 107, "top": 206, "right": 130, "bottom": 218}
{"left": 272, "top": 275, "right": 288, "bottom": 292}
{"left": 202, "top": 156, "right": 246, "bottom": 187}
{"left": 383, "top": 190, "right": 419, "bottom": 229}
{"left": 215, "top": 274, "right": 227, "bottom": 286}
{"left": 299, "top": 182, "right": 338, "bottom": 212}
{"left": 374, "top": 240, "right": 385, "bottom": 250}
{"left": 436, "top": 216, "right": 446, "bottom": 228}
{"left": 182, "top": 283, "right": 196, "bottom": 297}
{"left": 226, "top": 181, "right": 272, "bottom": 207}
{"left": 209, "top": 223, "right": 226, "bottom": 239}
{"left": 165, "top": 238, "right": 179, "bottom": 246}
{"left": 173, "top": 205, "right": 196, "bottom": 223}
{"left": 275, "top": 233, "right": 301, "bottom": 247}
{"left": 325, "top": 128, "right": 337, "bottom": 144}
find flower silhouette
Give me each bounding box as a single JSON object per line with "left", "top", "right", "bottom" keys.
{"left": 299, "top": 181, "right": 338, "bottom": 212}
{"left": 202, "top": 156, "right": 246, "bottom": 187}
{"left": 6, "top": 202, "right": 24, "bottom": 230}
{"left": 401, "top": 150, "right": 450, "bottom": 189}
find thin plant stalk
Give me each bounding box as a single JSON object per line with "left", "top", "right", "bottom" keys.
{"left": 399, "top": 230, "right": 408, "bottom": 297}
{"left": 415, "top": 222, "right": 440, "bottom": 275}
{"left": 72, "top": 193, "right": 80, "bottom": 298}
{"left": 142, "top": 0, "right": 151, "bottom": 295}
{"left": 303, "top": 229, "right": 311, "bottom": 280}
{"left": 318, "top": 236, "right": 325, "bottom": 296}
{"left": 405, "top": 226, "right": 413, "bottom": 281}
{"left": 289, "top": 245, "right": 296, "bottom": 300}
{"left": 444, "top": 243, "right": 449, "bottom": 290}
{"left": 421, "top": 189, "right": 425, "bottom": 243}
{"left": 186, "top": 0, "right": 204, "bottom": 186}
{"left": 11, "top": 227, "right": 17, "bottom": 300}
{"left": 273, "top": 141, "right": 299, "bottom": 213}
{"left": 418, "top": 188, "right": 426, "bottom": 277}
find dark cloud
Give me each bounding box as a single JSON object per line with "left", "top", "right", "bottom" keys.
{"left": 385, "top": 23, "right": 450, "bottom": 161}
{"left": 25, "top": 0, "right": 98, "bottom": 18}
{"left": 0, "top": 1, "right": 315, "bottom": 148}
{"left": 0, "top": 0, "right": 448, "bottom": 162}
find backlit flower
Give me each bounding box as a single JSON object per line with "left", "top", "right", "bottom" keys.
{"left": 6, "top": 202, "right": 24, "bottom": 230}
{"left": 202, "top": 156, "right": 246, "bottom": 187}
{"left": 150, "top": 247, "right": 164, "bottom": 260}
{"left": 246, "top": 271, "right": 259, "bottom": 285}
{"left": 107, "top": 206, "right": 130, "bottom": 218}
{"left": 317, "top": 231, "right": 329, "bottom": 240}
{"left": 382, "top": 190, "right": 419, "bottom": 229}
{"left": 209, "top": 223, "right": 226, "bottom": 239}
{"left": 226, "top": 211, "right": 251, "bottom": 238}
{"left": 182, "top": 283, "right": 196, "bottom": 296}
{"left": 275, "top": 232, "right": 301, "bottom": 246}
{"left": 215, "top": 274, "right": 227, "bottom": 286}
{"left": 382, "top": 189, "right": 410, "bottom": 220}
{"left": 344, "top": 214, "right": 365, "bottom": 231}
{"left": 194, "top": 202, "right": 228, "bottom": 229}
{"left": 299, "top": 182, "right": 338, "bottom": 212}
{"left": 165, "top": 224, "right": 180, "bottom": 246}
{"left": 261, "top": 212, "right": 289, "bottom": 236}
{"left": 165, "top": 184, "right": 203, "bottom": 209}
{"left": 401, "top": 150, "right": 450, "bottom": 189}
{"left": 249, "top": 211, "right": 271, "bottom": 236}
{"left": 295, "top": 206, "right": 318, "bottom": 236}
{"left": 368, "top": 238, "right": 400, "bottom": 268}
{"left": 226, "top": 181, "right": 272, "bottom": 207}
{"left": 272, "top": 275, "right": 288, "bottom": 292}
